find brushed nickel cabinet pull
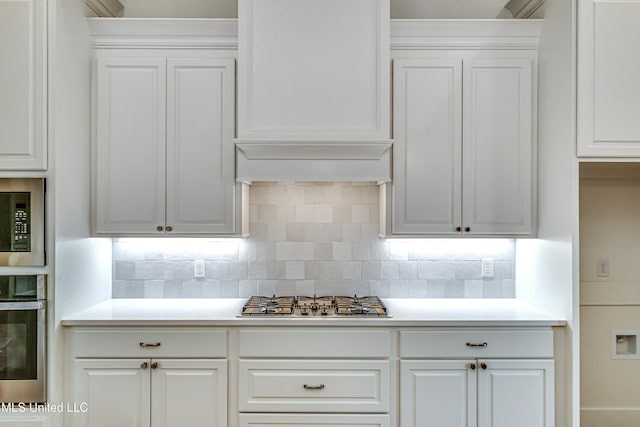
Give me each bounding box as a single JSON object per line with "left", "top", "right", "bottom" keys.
{"left": 151, "top": 362, "right": 158, "bottom": 369}
{"left": 303, "top": 384, "right": 325, "bottom": 390}
{"left": 139, "top": 342, "right": 162, "bottom": 348}
{"left": 466, "top": 342, "right": 488, "bottom": 348}
{"left": 141, "top": 362, "right": 149, "bottom": 369}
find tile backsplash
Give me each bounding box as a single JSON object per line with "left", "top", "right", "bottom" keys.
{"left": 112, "top": 182, "right": 515, "bottom": 298}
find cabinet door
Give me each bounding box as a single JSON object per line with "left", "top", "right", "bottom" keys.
{"left": 94, "top": 57, "right": 167, "bottom": 234}
{"left": 400, "top": 360, "right": 476, "bottom": 427}
{"left": 462, "top": 58, "right": 534, "bottom": 235}
{"left": 477, "top": 359, "right": 554, "bottom": 427}
{"left": 71, "top": 359, "right": 151, "bottom": 427}
{"left": 578, "top": 0, "right": 640, "bottom": 156}
{"left": 166, "top": 58, "right": 235, "bottom": 234}
{"left": 150, "top": 359, "right": 227, "bottom": 427}
{"left": 0, "top": 0, "right": 46, "bottom": 170}
{"left": 392, "top": 59, "right": 462, "bottom": 235}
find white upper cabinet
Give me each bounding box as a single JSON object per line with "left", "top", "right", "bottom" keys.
{"left": 391, "top": 55, "right": 535, "bottom": 236}
{"left": 94, "top": 57, "right": 167, "bottom": 234}
{"left": 578, "top": 0, "right": 640, "bottom": 156}
{"left": 93, "top": 55, "right": 237, "bottom": 235}
{"left": 0, "top": 0, "right": 47, "bottom": 170}
{"left": 237, "top": 0, "right": 390, "bottom": 142}
{"left": 462, "top": 58, "right": 534, "bottom": 235}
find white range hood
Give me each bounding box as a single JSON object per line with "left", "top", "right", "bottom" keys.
{"left": 235, "top": 0, "right": 392, "bottom": 182}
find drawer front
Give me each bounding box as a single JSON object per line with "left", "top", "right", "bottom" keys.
{"left": 238, "top": 360, "right": 389, "bottom": 413}
{"left": 239, "top": 413, "right": 390, "bottom": 427}
{"left": 400, "top": 329, "right": 553, "bottom": 358}
{"left": 69, "top": 327, "right": 227, "bottom": 358}
{"left": 239, "top": 329, "right": 391, "bottom": 358}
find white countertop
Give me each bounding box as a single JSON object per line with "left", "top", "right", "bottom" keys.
{"left": 61, "top": 298, "right": 566, "bottom": 327}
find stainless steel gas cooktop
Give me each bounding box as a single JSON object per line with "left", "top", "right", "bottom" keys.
{"left": 240, "top": 295, "right": 390, "bottom": 317}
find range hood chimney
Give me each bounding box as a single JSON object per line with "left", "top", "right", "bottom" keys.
{"left": 235, "top": 0, "right": 392, "bottom": 182}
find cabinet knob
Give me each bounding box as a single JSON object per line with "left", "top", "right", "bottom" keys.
{"left": 455, "top": 226, "right": 462, "bottom": 232}
{"left": 141, "top": 362, "right": 149, "bottom": 370}
{"left": 157, "top": 226, "right": 164, "bottom": 232}
{"left": 464, "top": 227, "right": 471, "bottom": 232}
{"left": 481, "top": 363, "right": 487, "bottom": 370}
{"left": 151, "top": 362, "right": 158, "bottom": 370}
{"left": 165, "top": 226, "right": 172, "bottom": 232}
{"left": 467, "top": 363, "right": 477, "bottom": 370}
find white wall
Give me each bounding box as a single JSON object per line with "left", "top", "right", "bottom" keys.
{"left": 515, "top": 0, "right": 577, "bottom": 425}
{"left": 49, "top": 0, "right": 112, "bottom": 419}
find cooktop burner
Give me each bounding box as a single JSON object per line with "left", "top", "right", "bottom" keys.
{"left": 240, "top": 295, "right": 389, "bottom": 317}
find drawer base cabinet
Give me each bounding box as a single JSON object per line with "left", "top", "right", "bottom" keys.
{"left": 69, "top": 358, "right": 227, "bottom": 427}
{"left": 400, "top": 359, "right": 554, "bottom": 427}
{"left": 238, "top": 414, "right": 390, "bottom": 427}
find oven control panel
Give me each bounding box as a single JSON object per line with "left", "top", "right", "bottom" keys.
{"left": 11, "top": 193, "right": 30, "bottom": 252}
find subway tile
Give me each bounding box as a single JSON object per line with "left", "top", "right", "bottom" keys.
{"left": 286, "top": 224, "right": 305, "bottom": 242}
{"left": 361, "top": 224, "right": 379, "bottom": 239}
{"left": 304, "top": 185, "right": 325, "bottom": 204}
{"left": 286, "top": 261, "right": 305, "bottom": 280}
{"left": 494, "top": 261, "right": 514, "bottom": 279}
{"left": 314, "top": 242, "right": 334, "bottom": 260}
{"left": 333, "top": 242, "right": 352, "bottom": 261}
{"left": 239, "top": 280, "right": 258, "bottom": 298}
{"left": 380, "top": 262, "right": 400, "bottom": 280}
{"left": 315, "top": 205, "right": 333, "bottom": 223}
{"left": 219, "top": 280, "right": 240, "bottom": 297}
{"left": 295, "top": 280, "right": 315, "bottom": 296}
{"left": 257, "top": 280, "right": 278, "bottom": 296}
{"left": 389, "top": 240, "right": 409, "bottom": 261}
{"left": 239, "top": 240, "right": 258, "bottom": 262}
{"left": 482, "top": 279, "right": 502, "bottom": 298}
{"left": 248, "top": 262, "right": 268, "bottom": 280}
{"left": 343, "top": 261, "right": 362, "bottom": 280}
{"left": 170, "top": 262, "right": 193, "bottom": 281}
{"left": 277, "top": 204, "right": 296, "bottom": 223}
{"left": 182, "top": 281, "right": 202, "bottom": 298}
{"left": 390, "top": 279, "right": 409, "bottom": 298}
{"left": 257, "top": 242, "right": 277, "bottom": 261}
{"left": 464, "top": 280, "right": 484, "bottom": 298}
{"left": 371, "top": 280, "right": 390, "bottom": 298}
{"left": 445, "top": 280, "right": 465, "bottom": 298}
{"left": 276, "top": 280, "right": 297, "bottom": 296}
{"left": 352, "top": 242, "right": 371, "bottom": 260}
{"left": 361, "top": 185, "right": 378, "bottom": 203}
{"left": 417, "top": 262, "right": 455, "bottom": 280}
{"left": 295, "top": 205, "right": 315, "bottom": 223}
{"left": 333, "top": 204, "right": 352, "bottom": 223}
{"left": 362, "top": 261, "right": 381, "bottom": 279}
{"left": 124, "top": 281, "right": 145, "bottom": 298}
{"left": 408, "top": 280, "right": 428, "bottom": 298}
{"left": 426, "top": 280, "right": 447, "bottom": 298}
{"left": 454, "top": 261, "right": 482, "bottom": 280}
{"left": 229, "top": 262, "right": 249, "bottom": 280}
{"left": 398, "top": 261, "right": 418, "bottom": 280}
{"left": 350, "top": 280, "right": 373, "bottom": 296}
{"left": 112, "top": 281, "right": 126, "bottom": 298}
{"left": 370, "top": 240, "right": 390, "bottom": 260}
{"left": 341, "top": 185, "right": 361, "bottom": 203}
{"left": 352, "top": 204, "right": 371, "bottom": 223}
{"left": 163, "top": 281, "right": 182, "bottom": 298}
{"left": 267, "top": 261, "right": 287, "bottom": 280}
{"left": 144, "top": 280, "right": 164, "bottom": 298}
{"left": 502, "top": 279, "right": 516, "bottom": 298}
{"left": 206, "top": 262, "right": 229, "bottom": 280}
{"left": 276, "top": 242, "right": 315, "bottom": 260}
{"left": 135, "top": 262, "right": 167, "bottom": 280}
{"left": 257, "top": 204, "right": 278, "bottom": 223}
{"left": 342, "top": 223, "right": 362, "bottom": 242}
{"left": 202, "top": 280, "right": 222, "bottom": 297}
{"left": 267, "top": 223, "right": 287, "bottom": 242}
{"left": 325, "top": 185, "right": 342, "bottom": 204}
{"left": 144, "top": 250, "right": 163, "bottom": 261}
{"left": 115, "top": 261, "right": 135, "bottom": 280}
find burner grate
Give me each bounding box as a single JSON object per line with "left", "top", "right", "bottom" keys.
{"left": 240, "top": 295, "right": 389, "bottom": 317}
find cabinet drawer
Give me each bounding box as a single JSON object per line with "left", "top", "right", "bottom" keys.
{"left": 68, "top": 327, "right": 227, "bottom": 358}
{"left": 239, "top": 414, "right": 390, "bottom": 427}
{"left": 239, "top": 329, "right": 391, "bottom": 358}
{"left": 238, "top": 360, "right": 389, "bottom": 413}
{"left": 400, "top": 329, "right": 553, "bottom": 358}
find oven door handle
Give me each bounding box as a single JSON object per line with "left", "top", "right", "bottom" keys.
{"left": 0, "top": 301, "right": 45, "bottom": 310}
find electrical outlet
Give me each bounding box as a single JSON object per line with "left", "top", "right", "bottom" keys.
{"left": 482, "top": 258, "right": 494, "bottom": 278}
{"left": 194, "top": 260, "right": 206, "bottom": 278}
{"left": 597, "top": 259, "right": 609, "bottom": 277}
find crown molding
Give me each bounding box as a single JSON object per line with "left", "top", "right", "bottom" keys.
{"left": 84, "top": 0, "right": 123, "bottom": 17}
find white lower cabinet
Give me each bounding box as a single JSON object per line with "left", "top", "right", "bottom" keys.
{"left": 399, "top": 329, "right": 555, "bottom": 427}
{"left": 401, "top": 359, "right": 554, "bottom": 427}
{"left": 237, "top": 329, "right": 391, "bottom": 426}
{"left": 65, "top": 328, "right": 228, "bottom": 427}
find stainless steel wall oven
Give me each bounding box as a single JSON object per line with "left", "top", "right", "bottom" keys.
{"left": 0, "top": 275, "right": 46, "bottom": 403}
{"left": 0, "top": 178, "right": 45, "bottom": 266}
